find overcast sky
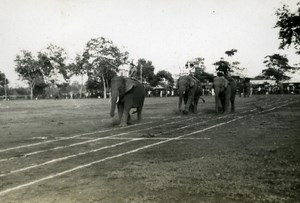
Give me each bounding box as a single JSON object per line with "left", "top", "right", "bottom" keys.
{"left": 0, "top": 0, "right": 299, "bottom": 86}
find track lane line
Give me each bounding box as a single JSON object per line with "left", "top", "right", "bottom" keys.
{"left": 0, "top": 100, "right": 288, "bottom": 162}
{"left": 0, "top": 101, "right": 295, "bottom": 196}
{"left": 0, "top": 114, "right": 214, "bottom": 162}
{"left": 0, "top": 98, "right": 287, "bottom": 154}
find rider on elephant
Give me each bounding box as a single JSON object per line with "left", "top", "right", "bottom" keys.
{"left": 128, "top": 61, "right": 138, "bottom": 80}
{"left": 216, "top": 58, "right": 233, "bottom": 82}
{"left": 185, "top": 62, "right": 199, "bottom": 83}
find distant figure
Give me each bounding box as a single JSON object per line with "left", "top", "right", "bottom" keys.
{"left": 258, "top": 86, "right": 261, "bottom": 94}
{"left": 250, "top": 87, "right": 253, "bottom": 97}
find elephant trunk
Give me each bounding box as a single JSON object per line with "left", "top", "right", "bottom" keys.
{"left": 178, "top": 92, "right": 183, "bottom": 112}
{"left": 214, "top": 93, "right": 219, "bottom": 113}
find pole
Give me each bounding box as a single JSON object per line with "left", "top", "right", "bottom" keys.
{"left": 140, "top": 64, "right": 143, "bottom": 83}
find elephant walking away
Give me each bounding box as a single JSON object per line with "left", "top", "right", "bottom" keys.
{"left": 110, "top": 76, "right": 145, "bottom": 127}
{"left": 177, "top": 75, "right": 204, "bottom": 114}
{"left": 213, "top": 76, "right": 237, "bottom": 113}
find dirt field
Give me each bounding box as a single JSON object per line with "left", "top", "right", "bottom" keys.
{"left": 0, "top": 95, "right": 299, "bottom": 203}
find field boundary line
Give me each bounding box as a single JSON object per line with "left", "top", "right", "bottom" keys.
{"left": 0, "top": 101, "right": 295, "bottom": 196}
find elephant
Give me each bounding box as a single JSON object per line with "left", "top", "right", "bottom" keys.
{"left": 213, "top": 76, "right": 237, "bottom": 113}
{"left": 110, "top": 76, "right": 145, "bottom": 127}
{"left": 177, "top": 75, "right": 205, "bottom": 114}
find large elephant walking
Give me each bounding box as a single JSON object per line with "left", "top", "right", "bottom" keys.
{"left": 213, "top": 76, "right": 237, "bottom": 113}
{"left": 110, "top": 76, "right": 145, "bottom": 127}
{"left": 177, "top": 75, "right": 204, "bottom": 114}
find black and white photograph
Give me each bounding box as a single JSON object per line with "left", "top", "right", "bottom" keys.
{"left": 0, "top": 0, "right": 299, "bottom": 202}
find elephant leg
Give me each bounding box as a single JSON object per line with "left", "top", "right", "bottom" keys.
{"left": 183, "top": 95, "right": 194, "bottom": 114}
{"left": 137, "top": 106, "right": 143, "bottom": 121}
{"left": 119, "top": 106, "right": 130, "bottom": 127}
{"left": 127, "top": 112, "right": 131, "bottom": 122}
{"left": 231, "top": 98, "right": 235, "bottom": 112}
{"left": 189, "top": 103, "right": 194, "bottom": 113}
{"left": 193, "top": 97, "right": 199, "bottom": 113}
{"left": 223, "top": 91, "right": 231, "bottom": 113}
{"left": 220, "top": 97, "right": 226, "bottom": 113}
{"left": 117, "top": 104, "right": 124, "bottom": 123}
{"left": 215, "top": 95, "right": 219, "bottom": 113}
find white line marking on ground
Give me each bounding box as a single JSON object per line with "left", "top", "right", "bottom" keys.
{"left": 0, "top": 115, "right": 212, "bottom": 162}
{"left": 106, "top": 137, "right": 212, "bottom": 140}
{"left": 0, "top": 140, "right": 133, "bottom": 178}
{"left": 0, "top": 101, "right": 295, "bottom": 195}
{"left": 0, "top": 116, "right": 214, "bottom": 166}
{"left": 0, "top": 101, "right": 286, "bottom": 162}
{"left": 0, "top": 100, "right": 285, "bottom": 154}
{"left": 0, "top": 121, "right": 156, "bottom": 153}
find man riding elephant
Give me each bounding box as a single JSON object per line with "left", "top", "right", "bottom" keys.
{"left": 216, "top": 58, "right": 233, "bottom": 82}
{"left": 213, "top": 58, "right": 236, "bottom": 113}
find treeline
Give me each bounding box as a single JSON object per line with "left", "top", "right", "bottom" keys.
{"left": 2, "top": 37, "right": 214, "bottom": 100}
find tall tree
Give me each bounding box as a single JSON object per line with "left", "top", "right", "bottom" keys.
{"left": 83, "top": 37, "right": 128, "bottom": 98}
{"left": 37, "top": 44, "right": 69, "bottom": 98}
{"left": 275, "top": 2, "right": 300, "bottom": 54}
{"left": 191, "top": 57, "right": 214, "bottom": 81}
{"left": 15, "top": 50, "right": 42, "bottom": 99}
{"left": 263, "top": 54, "right": 298, "bottom": 82}
{"left": 68, "top": 54, "right": 88, "bottom": 98}
{"left": 0, "top": 71, "right": 9, "bottom": 97}
{"left": 136, "top": 58, "right": 155, "bottom": 84}
{"left": 0, "top": 71, "right": 9, "bottom": 88}
{"left": 37, "top": 44, "right": 69, "bottom": 85}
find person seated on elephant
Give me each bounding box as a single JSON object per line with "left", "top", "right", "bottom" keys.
{"left": 128, "top": 62, "right": 138, "bottom": 80}
{"left": 216, "top": 58, "right": 233, "bottom": 81}
{"left": 186, "top": 63, "right": 199, "bottom": 83}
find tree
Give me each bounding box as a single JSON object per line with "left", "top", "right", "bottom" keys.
{"left": 190, "top": 57, "right": 214, "bottom": 82}
{"left": 68, "top": 54, "right": 88, "bottom": 98}
{"left": 225, "top": 49, "right": 238, "bottom": 57}
{"left": 38, "top": 44, "right": 69, "bottom": 84}
{"left": 263, "top": 54, "right": 298, "bottom": 82}
{"left": 83, "top": 37, "right": 128, "bottom": 98}
{"left": 231, "top": 61, "right": 247, "bottom": 77}
{"left": 15, "top": 50, "right": 42, "bottom": 99}
{"left": 0, "top": 71, "right": 9, "bottom": 88}
{"left": 136, "top": 59, "right": 155, "bottom": 84}
{"left": 275, "top": 2, "right": 300, "bottom": 54}
{"left": 33, "top": 77, "right": 48, "bottom": 98}
{"left": 0, "top": 71, "right": 9, "bottom": 98}
{"left": 152, "top": 70, "right": 174, "bottom": 89}
{"left": 37, "top": 44, "right": 70, "bottom": 98}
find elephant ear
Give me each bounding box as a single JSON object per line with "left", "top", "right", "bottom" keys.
{"left": 125, "top": 78, "right": 136, "bottom": 93}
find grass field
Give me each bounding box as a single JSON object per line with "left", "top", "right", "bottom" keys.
{"left": 0, "top": 95, "right": 300, "bottom": 203}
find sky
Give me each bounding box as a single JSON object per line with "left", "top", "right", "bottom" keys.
{"left": 0, "top": 0, "right": 299, "bottom": 87}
